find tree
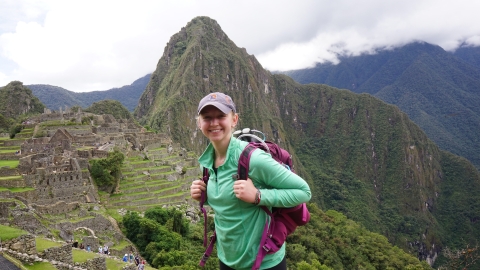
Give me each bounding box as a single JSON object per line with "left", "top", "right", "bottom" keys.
{"left": 88, "top": 149, "right": 124, "bottom": 192}
{"left": 440, "top": 244, "right": 480, "bottom": 270}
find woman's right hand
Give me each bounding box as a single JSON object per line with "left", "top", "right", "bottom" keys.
{"left": 190, "top": 179, "right": 207, "bottom": 201}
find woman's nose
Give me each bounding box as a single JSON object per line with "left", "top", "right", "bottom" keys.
{"left": 210, "top": 117, "right": 219, "bottom": 124}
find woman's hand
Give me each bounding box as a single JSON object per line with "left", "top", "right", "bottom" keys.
{"left": 190, "top": 179, "right": 206, "bottom": 201}
{"left": 233, "top": 178, "right": 258, "bottom": 203}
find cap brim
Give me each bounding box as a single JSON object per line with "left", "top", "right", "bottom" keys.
{"left": 198, "top": 102, "right": 232, "bottom": 115}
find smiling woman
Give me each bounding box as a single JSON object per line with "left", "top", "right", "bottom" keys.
{"left": 191, "top": 92, "right": 311, "bottom": 270}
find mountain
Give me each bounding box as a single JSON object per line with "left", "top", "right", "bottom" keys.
{"left": 84, "top": 100, "right": 134, "bottom": 120}
{"left": 134, "top": 16, "right": 480, "bottom": 267}
{"left": 0, "top": 81, "right": 45, "bottom": 132}
{"left": 27, "top": 74, "right": 151, "bottom": 112}
{"left": 453, "top": 45, "right": 480, "bottom": 71}
{"left": 281, "top": 42, "right": 480, "bottom": 171}
{"left": 0, "top": 81, "right": 45, "bottom": 118}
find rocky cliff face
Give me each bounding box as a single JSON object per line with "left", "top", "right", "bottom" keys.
{"left": 134, "top": 16, "right": 480, "bottom": 265}
{"left": 135, "top": 16, "right": 286, "bottom": 154}
{"left": 0, "top": 81, "right": 45, "bottom": 119}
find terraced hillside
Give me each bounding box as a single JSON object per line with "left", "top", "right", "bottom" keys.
{"left": 0, "top": 109, "right": 202, "bottom": 269}
{"left": 0, "top": 129, "right": 33, "bottom": 199}
{"left": 105, "top": 144, "right": 199, "bottom": 212}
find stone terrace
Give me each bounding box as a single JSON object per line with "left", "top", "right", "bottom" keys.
{"left": 106, "top": 143, "right": 199, "bottom": 212}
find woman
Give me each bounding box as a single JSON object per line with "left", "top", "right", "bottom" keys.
{"left": 190, "top": 92, "right": 311, "bottom": 270}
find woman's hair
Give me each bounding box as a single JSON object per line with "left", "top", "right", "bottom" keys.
{"left": 196, "top": 110, "right": 238, "bottom": 126}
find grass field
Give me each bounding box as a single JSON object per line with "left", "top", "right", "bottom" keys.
{"left": 36, "top": 238, "right": 63, "bottom": 252}
{"left": 0, "top": 160, "right": 19, "bottom": 168}
{"left": 24, "top": 262, "right": 57, "bottom": 270}
{"left": 0, "top": 224, "right": 28, "bottom": 241}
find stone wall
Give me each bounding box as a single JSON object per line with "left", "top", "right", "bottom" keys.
{"left": 1, "top": 234, "right": 36, "bottom": 255}
{"left": 31, "top": 201, "right": 79, "bottom": 215}
{"left": 0, "top": 168, "right": 20, "bottom": 177}
{"left": 54, "top": 213, "right": 115, "bottom": 243}
{"left": 0, "top": 154, "right": 20, "bottom": 160}
{"left": 81, "top": 236, "right": 100, "bottom": 252}
{"left": 0, "top": 200, "right": 15, "bottom": 218}
{"left": 42, "top": 244, "right": 73, "bottom": 264}
{"left": 3, "top": 139, "right": 24, "bottom": 146}
{"left": 74, "top": 134, "right": 97, "bottom": 144}
{"left": 0, "top": 177, "right": 24, "bottom": 188}
{"left": 78, "top": 256, "right": 106, "bottom": 270}
{"left": 12, "top": 209, "right": 49, "bottom": 235}
{"left": 94, "top": 126, "right": 120, "bottom": 134}
{"left": 92, "top": 149, "right": 108, "bottom": 158}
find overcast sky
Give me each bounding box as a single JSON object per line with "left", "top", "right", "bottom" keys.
{"left": 1, "top": 0, "right": 479, "bottom": 92}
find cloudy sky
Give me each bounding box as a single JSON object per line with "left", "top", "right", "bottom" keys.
{"left": 1, "top": 0, "right": 479, "bottom": 92}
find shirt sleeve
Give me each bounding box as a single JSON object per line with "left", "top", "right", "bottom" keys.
{"left": 248, "top": 149, "right": 311, "bottom": 208}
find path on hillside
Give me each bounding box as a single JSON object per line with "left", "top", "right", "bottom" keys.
{"left": 0, "top": 254, "right": 20, "bottom": 270}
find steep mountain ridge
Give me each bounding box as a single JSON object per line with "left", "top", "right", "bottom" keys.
{"left": 0, "top": 81, "right": 45, "bottom": 119}
{"left": 135, "top": 17, "right": 287, "bottom": 155}
{"left": 282, "top": 42, "right": 480, "bottom": 170}
{"left": 2, "top": 16, "right": 478, "bottom": 268}
{"left": 134, "top": 16, "right": 480, "bottom": 266}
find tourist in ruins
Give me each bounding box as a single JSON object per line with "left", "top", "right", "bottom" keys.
{"left": 190, "top": 92, "right": 311, "bottom": 270}
{"left": 137, "top": 260, "right": 145, "bottom": 270}
{"left": 134, "top": 254, "right": 140, "bottom": 266}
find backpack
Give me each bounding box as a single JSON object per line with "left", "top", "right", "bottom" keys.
{"left": 199, "top": 128, "right": 310, "bottom": 270}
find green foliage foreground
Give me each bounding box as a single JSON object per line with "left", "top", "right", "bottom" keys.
{"left": 122, "top": 204, "right": 431, "bottom": 270}
{"left": 89, "top": 149, "right": 125, "bottom": 193}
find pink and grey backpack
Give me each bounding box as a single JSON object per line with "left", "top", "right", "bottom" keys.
{"left": 199, "top": 128, "right": 310, "bottom": 270}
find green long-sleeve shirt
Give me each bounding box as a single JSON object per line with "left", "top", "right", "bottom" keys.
{"left": 198, "top": 137, "right": 311, "bottom": 269}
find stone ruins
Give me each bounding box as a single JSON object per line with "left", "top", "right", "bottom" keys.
{"left": 0, "top": 107, "right": 200, "bottom": 269}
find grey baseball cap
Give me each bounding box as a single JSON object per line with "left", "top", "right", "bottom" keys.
{"left": 197, "top": 92, "right": 236, "bottom": 115}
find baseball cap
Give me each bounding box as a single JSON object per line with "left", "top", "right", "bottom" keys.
{"left": 197, "top": 92, "right": 236, "bottom": 115}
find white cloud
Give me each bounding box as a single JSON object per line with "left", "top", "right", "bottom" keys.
{"left": 1, "top": 0, "right": 479, "bottom": 91}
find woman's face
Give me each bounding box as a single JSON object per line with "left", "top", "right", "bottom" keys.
{"left": 198, "top": 105, "right": 238, "bottom": 144}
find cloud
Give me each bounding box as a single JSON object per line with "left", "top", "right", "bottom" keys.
{"left": 1, "top": 0, "right": 479, "bottom": 91}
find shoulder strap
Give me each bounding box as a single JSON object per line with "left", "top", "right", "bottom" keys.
{"left": 238, "top": 143, "right": 279, "bottom": 270}
{"left": 238, "top": 143, "right": 258, "bottom": 180}
{"left": 199, "top": 167, "right": 217, "bottom": 267}
{"left": 200, "top": 167, "right": 209, "bottom": 247}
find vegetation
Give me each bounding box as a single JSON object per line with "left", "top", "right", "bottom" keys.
{"left": 0, "top": 224, "right": 28, "bottom": 241}
{"left": 282, "top": 42, "right": 480, "bottom": 171}
{"left": 89, "top": 149, "right": 125, "bottom": 192}
{"left": 35, "top": 238, "right": 62, "bottom": 252}
{"left": 85, "top": 100, "right": 133, "bottom": 119}
{"left": 122, "top": 204, "right": 431, "bottom": 269}
{"left": 0, "top": 16, "right": 478, "bottom": 270}
{"left": 0, "top": 160, "right": 19, "bottom": 168}
{"left": 25, "top": 262, "right": 58, "bottom": 270}
{"left": 439, "top": 244, "right": 480, "bottom": 270}
{"left": 132, "top": 16, "right": 480, "bottom": 268}
{"left": 0, "top": 81, "right": 45, "bottom": 134}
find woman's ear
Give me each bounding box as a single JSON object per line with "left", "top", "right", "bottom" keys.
{"left": 196, "top": 117, "right": 201, "bottom": 129}
{"left": 232, "top": 113, "right": 239, "bottom": 127}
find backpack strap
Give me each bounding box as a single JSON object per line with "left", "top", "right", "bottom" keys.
{"left": 238, "top": 143, "right": 281, "bottom": 270}
{"left": 200, "top": 167, "right": 210, "bottom": 247}
{"left": 199, "top": 167, "right": 218, "bottom": 267}
{"left": 199, "top": 231, "right": 216, "bottom": 267}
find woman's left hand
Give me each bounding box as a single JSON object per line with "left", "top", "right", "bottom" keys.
{"left": 233, "top": 178, "right": 257, "bottom": 203}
